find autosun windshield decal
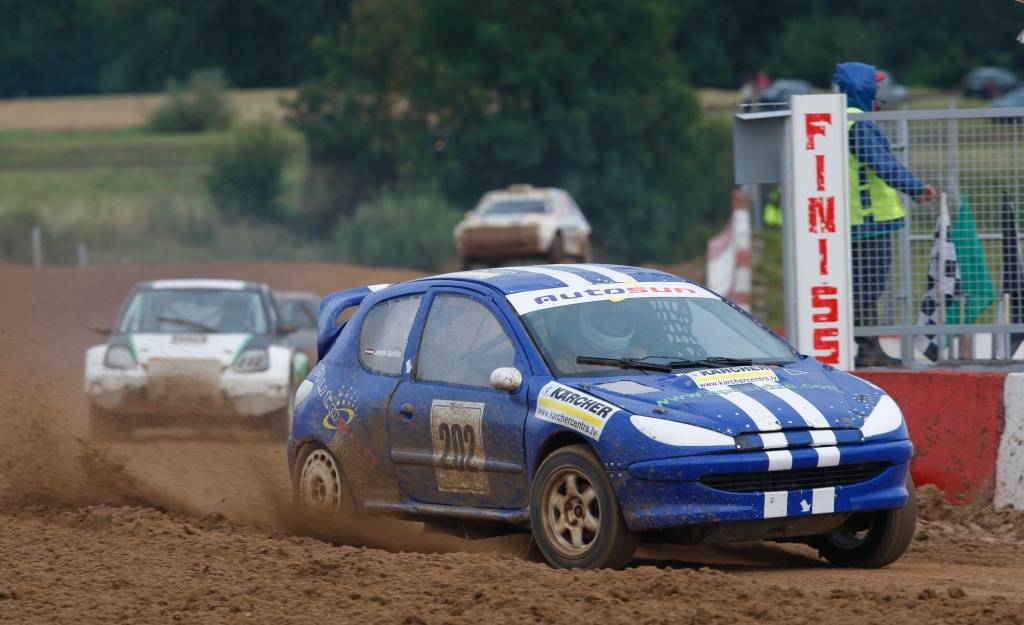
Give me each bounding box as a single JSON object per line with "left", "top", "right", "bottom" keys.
{"left": 507, "top": 281, "right": 717, "bottom": 314}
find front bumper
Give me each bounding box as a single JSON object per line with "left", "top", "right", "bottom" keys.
{"left": 457, "top": 225, "right": 543, "bottom": 258}
{"left": 613, "top": 440, "right": 912, "bottom": 532}
{"left": 86, "top": 366, "right": 290, "bottom": 420}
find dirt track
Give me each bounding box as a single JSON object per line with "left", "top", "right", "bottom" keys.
{"left": 1, "top": 262, "right": 1023, "bottom": 624}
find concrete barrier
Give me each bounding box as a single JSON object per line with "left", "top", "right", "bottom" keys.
{"left": 996, "top": 373, "right": 1024, "bottom": 508}
{"left": 857, "top": 370, "right": 1007, "bottom": 504}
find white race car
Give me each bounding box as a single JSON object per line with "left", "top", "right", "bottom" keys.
{"left": 454, "top": 184, "right": 593, "bottom": 268}
{"left": 84, "top": 279, "right": 309, "bottom": 438}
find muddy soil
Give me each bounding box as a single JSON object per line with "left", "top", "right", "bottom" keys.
{"left": 1, "top": 262, "right": 1022, "bottom": 624}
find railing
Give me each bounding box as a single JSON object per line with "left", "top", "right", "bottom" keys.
{"left": 849, "top": 107, "right": 1024, "bottom": 364}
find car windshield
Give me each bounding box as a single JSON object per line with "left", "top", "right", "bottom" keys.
{"left": 521, "top": 296, "right": 795, "bottom": 377}
{"left": 483, "top": 199, "right": 548, "bottom": 216}
{"left": 278, "top": 298, "right": 318, "bottom": 329}
{"left": 118, "top": 288, "right": 269, "bottom": 334}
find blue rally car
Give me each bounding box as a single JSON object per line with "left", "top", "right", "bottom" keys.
{"left": 288, "top": 264, "right": 915, "bottom": 569}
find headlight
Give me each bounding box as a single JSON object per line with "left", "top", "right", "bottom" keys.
{"left": 630, "top": 415, "right": 735, "bottom": 448}
{"left": 860, "top": 395, "right": 904, "bottom": 438}
{"left": 293, "top": 379, "right": 314, "bottom": 409}
{"left": 104, "top": 345, "right": 136, "bottom": 369}
{"left": 233, "top": 348, "right": 269, "bottom": 372}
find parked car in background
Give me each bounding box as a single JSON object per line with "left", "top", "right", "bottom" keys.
{"left": 454, "top": 185, "right": 592, "bottom": 269}
{"left": 990, "top": 87, "right": 1024, "bottom": 123}
{"left": 875, "top": 69, "right": 908, "bottom": 109}
{"left": 85, "top": 279, "right": 309, "bottom": 438}
{"left": 759, "top": 79, "right": 812, "bottom": 106}
{"left": 276, "top": 290, "right": 321, "bottom": 366}
{"left": 962, "top": 67, "right": 1019, "bottom": 99}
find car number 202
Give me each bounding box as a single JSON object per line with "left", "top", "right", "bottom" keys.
{"left": 429, "top": 399, "right": 489, "bottom": 495}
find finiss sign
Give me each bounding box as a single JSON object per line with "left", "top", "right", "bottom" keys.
{"left": 786, "top": 94, "right": 853, "bottom": 370}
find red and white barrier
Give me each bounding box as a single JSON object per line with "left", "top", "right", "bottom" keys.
{"left": 706, "top": 189, "right": 752, "bottom": 311}
{"left": 996, "top": 374, "right": 1024, "bottom": 508}
{"left": 858, "top": 370, "right": 1024, "bottom": 509}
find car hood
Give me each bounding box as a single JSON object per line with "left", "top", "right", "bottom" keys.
{"left": 564, "top": 359, "right": 879, "bottom": 437}
{"left": 123, "top": 333, "right": 256, "bottom": 367}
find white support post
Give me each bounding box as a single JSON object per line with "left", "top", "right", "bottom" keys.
{"left": 30, "top": 226, "right": 43, "bottom": 268}
{"left": 784, "top": 94, "right": 854, "bottom": 370}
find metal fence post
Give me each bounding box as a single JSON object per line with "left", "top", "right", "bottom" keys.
{"left": 30, "top": 226, "right": 42, "bottom": 268}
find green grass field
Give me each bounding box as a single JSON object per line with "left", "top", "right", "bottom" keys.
{"left": 0, "top": 128, "right": 319, "bottom": 264}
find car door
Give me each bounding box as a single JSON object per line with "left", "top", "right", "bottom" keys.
{"left": 387, "top": 288, "right": 530, "bottom": 508}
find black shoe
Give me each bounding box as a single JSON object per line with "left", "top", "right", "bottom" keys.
{"left": 855, "top": 338, "right": 901, "bottom": 368}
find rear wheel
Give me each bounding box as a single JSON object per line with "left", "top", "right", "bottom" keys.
{"left": 293, "top": 444, "right": 354, "bottom": 535}
{"left": 809, "top": 476, "right": 917, "bottom": 568}
{"left": 530, "top": 445, "right": 637, "bottom": 569}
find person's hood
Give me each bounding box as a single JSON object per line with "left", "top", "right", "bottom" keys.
{"left": 834, "top": 62, "right": 876, "bottom": 111}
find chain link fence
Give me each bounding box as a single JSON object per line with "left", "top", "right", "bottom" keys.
{"left": 852, "top": 107, "right": 1024, "bottom": 364}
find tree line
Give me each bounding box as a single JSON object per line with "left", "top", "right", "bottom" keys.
{"left": 3, "top": 0, "right": 1021, "bottom": 98}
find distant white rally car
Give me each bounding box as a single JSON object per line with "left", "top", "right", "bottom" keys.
{"left": 454, "top": 184, "right": 593, "bottom": 269}
{"left": 85, "top": 279, "right": 309, "bottom": 438}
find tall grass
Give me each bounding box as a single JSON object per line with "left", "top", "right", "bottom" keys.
{"left": 0, "top": 128, "right": 317, "bottom": 265}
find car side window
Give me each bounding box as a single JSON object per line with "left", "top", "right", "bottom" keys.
{"left": 417, "top": 294, "right": 516, "bottom": 388}
{"left": 358, "top": 295, "right": 422, "bottom": 375}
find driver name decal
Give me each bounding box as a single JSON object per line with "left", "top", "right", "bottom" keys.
{"left": 535, "top": 382, "right": 617, "bottom": 440}
{"left": 687, "top": 366, "right": 778, "bottom": 389}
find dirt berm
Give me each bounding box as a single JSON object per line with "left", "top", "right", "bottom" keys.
{"left": 1, "top": 262, "right": 1022, "bottom": 624}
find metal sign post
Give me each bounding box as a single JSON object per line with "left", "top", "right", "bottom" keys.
{"left": 783, "top": 94, "right": 853, "bottom": 369}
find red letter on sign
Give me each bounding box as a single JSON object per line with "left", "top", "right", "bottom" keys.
{"left": 818, "top": 238, "right": 829, "bottom": 275}
{"left": 805, "top": 113, "right": 832, "bottom": 150}
{"left": 813, "top": 327, "right": 840, "bottom": 363}
{"left": 816, "top": 154, "right": 825, "bottom": 191}
{"left": 811, "top": 285, "right": 838, "bottom": 322}
{"left": 807, "top": 196, "right": 836, "bottom": 233}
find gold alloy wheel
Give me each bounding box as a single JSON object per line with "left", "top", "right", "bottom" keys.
{"left": 541, "top": 467, "right": 602, "bottom": 557}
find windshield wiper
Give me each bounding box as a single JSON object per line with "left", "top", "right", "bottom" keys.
{"left": 575, "top": 356, "right": 669, "bottom": 373}
{"left": 156, "top": 315, "right": 218, "bottom": 333}
{"left": 576, "top": 355, "right": 788, "bottom": 373}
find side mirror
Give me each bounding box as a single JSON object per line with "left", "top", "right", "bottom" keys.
{"left": 489, "top": 367, "right": 522, "bottom": 392}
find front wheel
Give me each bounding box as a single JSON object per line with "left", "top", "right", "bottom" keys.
{"left": 530, "top": 445, "right": 637, "bottom": 569}
{"left": 808, "top": 475, "right": 917, "bottom": 568}
{"left": 547, "top": 233, "right": 567, "bottom": 264}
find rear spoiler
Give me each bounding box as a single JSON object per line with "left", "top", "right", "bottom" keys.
{"left": 316, "top": 284, "right": 389, "bottom": 360}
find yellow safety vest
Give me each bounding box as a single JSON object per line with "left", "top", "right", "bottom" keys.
{"left": 763, "top": 187, "right": 782, "bottom": 226}
{"left": 848, "top": 106, "right": 905, "bottom": 225}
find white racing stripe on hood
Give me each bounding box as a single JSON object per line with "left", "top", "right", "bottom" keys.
{"left": 130, "top": 333, "right": 251, "bottom": 366}
{"left": 560, "top": 264, "right": 637, "bottom": 284}
{"left": 754, "top": 384, "right": 831, "bottom": 429}
{"left": 514, "top": 266, "right": 593, "bottom": 287}
{"left": 718, "top": 391, "right": 782, "bottom": 432}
